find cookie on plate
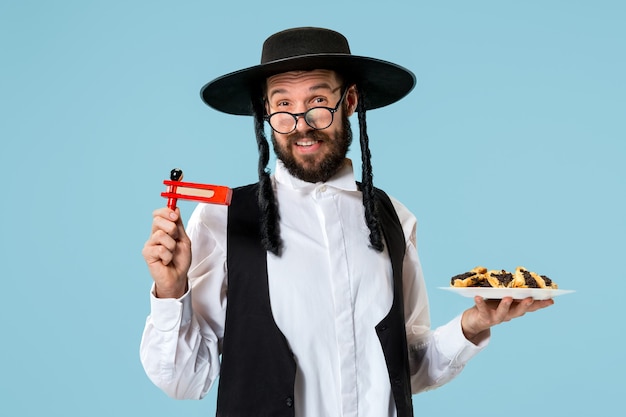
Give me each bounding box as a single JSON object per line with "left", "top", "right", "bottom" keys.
{"left": 450, "top": 266, "right": 490, "bottom": 287}
{"left": 512, "top": 266, "right": 558, "bottom": 289}
{"left": 486, "top": 269, "right": 515, "bottom": 288}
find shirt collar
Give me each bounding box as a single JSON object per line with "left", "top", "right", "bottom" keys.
{"left": 274, "top": 158, "right": 359, "bottom": 192}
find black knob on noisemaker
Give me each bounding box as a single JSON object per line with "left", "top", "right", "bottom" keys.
{"left": 170, "top": 168, "right": 183, "bottom": 181}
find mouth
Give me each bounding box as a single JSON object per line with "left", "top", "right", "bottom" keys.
{"left": 291, "top": 138, "right": 323, "bottom": 155}
{"left": 285, "top": 130, "right": 327, "bottom": 155}
{"left": 295, "top": 139, "right": 321, "bottom": 147}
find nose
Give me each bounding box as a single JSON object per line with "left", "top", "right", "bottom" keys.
{"left": 293, "top": 110, "right": 312, "bottom": 132}
{"left": 294, "top": 116, "right": 308, "bottom": 132}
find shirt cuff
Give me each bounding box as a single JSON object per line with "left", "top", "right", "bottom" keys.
{"left": 149, "top": 282, "right": 193, "bottom": 332}
{"left": 434, "top": 314, "right": 489, "bottom": 365}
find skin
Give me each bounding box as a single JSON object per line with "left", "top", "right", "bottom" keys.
{"left": 461, "top": 296, "right": 553, "bottom": 344}
{"left": 266, "top": 70, "right": 357, "bottom": 183}
{"left": 142, "top": 68, "right": 554, "bottom": 342}
{"left": 142, "top": 207, "right": 190, "bottom": 299}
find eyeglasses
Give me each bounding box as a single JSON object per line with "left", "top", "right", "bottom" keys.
{"left": 264, "top": 86, "right": 348, "bottom": 134}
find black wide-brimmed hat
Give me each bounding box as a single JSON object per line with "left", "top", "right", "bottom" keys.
{"left": 200, "top": 27, "right": 416, "bottom": 115}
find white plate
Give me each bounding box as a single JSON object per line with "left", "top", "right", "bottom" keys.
{"left": 439, "top": 287, "right": 575, "bottom": 300}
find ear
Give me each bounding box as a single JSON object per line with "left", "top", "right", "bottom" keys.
{"left": 345, "top": 84, "right": 358, "bottom": 117}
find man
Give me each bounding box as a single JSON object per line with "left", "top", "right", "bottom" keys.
{"left": 140, "top": 27, "right": 553, "bottom": 417}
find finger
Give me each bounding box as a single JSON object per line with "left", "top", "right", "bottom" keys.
{"left": 174, "top": 207, "right": 187, "bottom": 238}
{"left": 507, "top": 297, "right": 536, "bottom": 318}
{"left": 173, "top": 208, "right": 191, "bottom": 244}
{"left": 474, "top": 296, "right": 503, "bottom": 315}
{"left": 152, "top": 206, "right": 178, "bottom": 221}
{"left": 525, "top": 298, "right": 555, "bottom": 313}
{"left": 493, "top": 297, "right": 514, "bottom": 322}
{"left": 142, "top": 241, "right": 175, "bottom": 266}
{"left": 155, "top": 245, "right": 175, "bottom": 266}
{"left": 151, "top": 215, "right": 179, "bottom": 238}
{"left": 473, "top": 296, "right": 489, "bottom": 314}
{"left": 147, "top": 229, "right": 177, "bottom": 252}
{"left": 143, "top": 228, "right": 178, "bottom": 268}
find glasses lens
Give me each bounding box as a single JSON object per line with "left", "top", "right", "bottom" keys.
{"left": 305, "top": 108, "right": 333, "bottom": 130}
{"left": 269, "top": 113, "right": 296, "bottom": 134}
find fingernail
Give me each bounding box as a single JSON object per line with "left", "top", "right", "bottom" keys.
{"left": 169, "top": 212, "right": 177, "bottom": 220}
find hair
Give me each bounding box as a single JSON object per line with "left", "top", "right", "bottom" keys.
{"left": 356, "top": 89, "right": 384, "bottom": 252}
{"left": 252, "top": 93, "right": 283, "bottom": 256}
{"left": 251, "top": 81, "right": 383, "bottom": 256}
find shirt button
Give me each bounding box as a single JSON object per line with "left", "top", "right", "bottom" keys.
{"left": 285, "top": 396, "right": 294, "bottom": 407}
{"left": 319, "top": 185, "right": 327, "bottom": 193}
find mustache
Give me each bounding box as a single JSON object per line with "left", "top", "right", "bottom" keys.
{"left": 285, "top": 129, "right": 330, "bottom": 143}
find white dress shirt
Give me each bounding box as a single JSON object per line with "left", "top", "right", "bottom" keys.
{"left": 140, "top": 159, "right": 487, "bottom": 416}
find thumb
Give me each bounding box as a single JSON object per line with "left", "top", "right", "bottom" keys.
{"left": 172, "top": 208, "right": 191, "bottom": 243}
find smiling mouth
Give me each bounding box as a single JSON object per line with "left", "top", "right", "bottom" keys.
{"left": 295, "top": 139, "right": 320, "bottom": 147}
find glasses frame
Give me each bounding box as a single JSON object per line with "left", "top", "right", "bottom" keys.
{"left": 264, "top": 86, "right": 349, "bottom": 134}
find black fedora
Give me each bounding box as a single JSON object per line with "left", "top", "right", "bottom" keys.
{"left": 200, "top": 27, "right": 416, "bottom": 115}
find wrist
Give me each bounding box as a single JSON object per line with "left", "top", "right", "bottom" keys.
{"left": 154, "top": 280, "right": 188, "bottom": 299}
{"left": 461, "top": 310, "right": 490, "bottom": 345}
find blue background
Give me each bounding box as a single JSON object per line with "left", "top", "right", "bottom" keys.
{"left": 2, "top": 0, "right": 624, "bottom": 415}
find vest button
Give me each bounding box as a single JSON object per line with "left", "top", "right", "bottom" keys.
{"left": 285, "top": 396, "right": 294, "bottom": 407}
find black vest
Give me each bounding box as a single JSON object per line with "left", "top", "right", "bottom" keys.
{"left": 217, "top": 183, "right": 414, "bottom": 417}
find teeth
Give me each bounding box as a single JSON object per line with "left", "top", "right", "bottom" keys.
{"left": 296, "top": 140, "right": 316, "bottom": 146}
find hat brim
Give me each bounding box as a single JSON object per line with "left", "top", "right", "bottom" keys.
{"left": 200, "top": 54, "right": 416, "bottom": 116}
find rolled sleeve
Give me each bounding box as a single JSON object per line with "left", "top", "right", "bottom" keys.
{"left": 434, "top": 314, "right": 489, "bottom": 365}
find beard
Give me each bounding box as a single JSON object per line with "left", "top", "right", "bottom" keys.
{"left": 271, "top": 113, "right": 353, "bottom": 183}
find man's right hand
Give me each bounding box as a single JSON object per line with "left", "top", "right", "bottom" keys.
{"left": 142, "top": 207, "right": 192, "bottom": 299}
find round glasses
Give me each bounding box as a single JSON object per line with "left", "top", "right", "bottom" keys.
{"left": 264, "top": 87, "right": 348, "bottom": 134}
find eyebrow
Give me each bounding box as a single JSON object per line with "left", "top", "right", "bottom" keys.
{"left": 267, "top": 83, "right": 336, "bottom": 100}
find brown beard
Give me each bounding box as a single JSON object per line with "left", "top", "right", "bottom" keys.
{"left": 271, "top": 113, "right": 353, "bottom": 183}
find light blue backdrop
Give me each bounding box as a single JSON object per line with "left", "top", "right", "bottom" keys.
{"left": 2, "top": 0, "right": 624, "bottom": 416}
